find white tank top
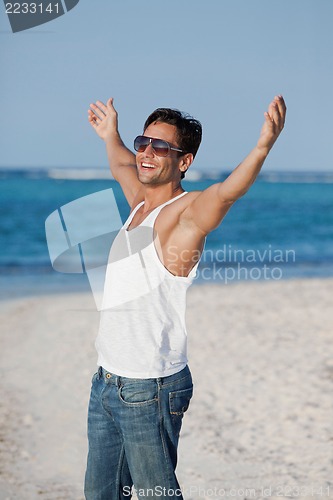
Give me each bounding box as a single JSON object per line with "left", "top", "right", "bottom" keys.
{"left": 95, "top": 191, "right": 201, "bottom": 378}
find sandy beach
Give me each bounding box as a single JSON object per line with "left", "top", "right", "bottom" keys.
{"left": 0, "top": 278, "right": 332, "bottom": 500}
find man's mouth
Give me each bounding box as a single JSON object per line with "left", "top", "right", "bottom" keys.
{"left": 141, "top": 162, "right": 157, "bottom": 170}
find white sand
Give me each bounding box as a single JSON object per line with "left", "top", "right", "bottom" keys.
{"left": 0, "top": 278, "right": 332, "bottom": 499}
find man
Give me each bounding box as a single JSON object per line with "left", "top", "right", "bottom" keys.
{"left": 85, "top": 95, "right": 286, "bottom": 499}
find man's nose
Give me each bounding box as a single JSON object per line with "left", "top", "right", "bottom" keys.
{"left": 144, "top": 142, "right": 154, "bottom": 156}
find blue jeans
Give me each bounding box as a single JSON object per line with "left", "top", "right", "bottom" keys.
{"left": 84, "top": 365, "right": 193, "bottom": 500}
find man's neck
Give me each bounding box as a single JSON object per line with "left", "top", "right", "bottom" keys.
{"left": 141, "top": 183, "right": 184, "bottom": 212}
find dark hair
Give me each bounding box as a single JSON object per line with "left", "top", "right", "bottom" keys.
{"left": 143, "top": 108, "right": 202, "bottom": 179}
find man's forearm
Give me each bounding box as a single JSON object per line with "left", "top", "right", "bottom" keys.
{"left": 105, "top": 133, "right": 136, "bottom": 180}
{"left": 217, "top": 145, "right": 268, "bottom": 203}
{"left": 217, "top": 95, "right": 286, "bottom": 204}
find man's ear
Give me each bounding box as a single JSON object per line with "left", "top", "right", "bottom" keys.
{"left": 179, "top": 153, "right": 194, "bottom": 175}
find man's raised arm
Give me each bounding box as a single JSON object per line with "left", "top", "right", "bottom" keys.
{"left": 182, "top": 95, "right": 287, "bottom": 235}
{"left": 88, "top": 98, "right": 142, "bottom": 206}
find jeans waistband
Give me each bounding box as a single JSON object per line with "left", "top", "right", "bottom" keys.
{"left": 97, "top": 365, "right": 191, "bottom": 387}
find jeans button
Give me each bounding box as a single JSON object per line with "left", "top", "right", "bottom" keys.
{"left": 106, "top": 373, "right": 111, "bottom": 379}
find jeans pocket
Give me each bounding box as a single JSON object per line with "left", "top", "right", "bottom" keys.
{"left": 118, "top": 381, "right": 158, "bottom": 406}
{"left": 169, "top": 386, "right": 193, "bottom": 416}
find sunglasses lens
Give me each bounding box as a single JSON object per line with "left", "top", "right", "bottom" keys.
{"left": 134, "top": 136, "right": 150, "bottom": 152}
{"left": 134, "top": 136, "right": 170, "bottom": 156}
{"left": 152, "top": 139, "right": 169, "bottom": 157}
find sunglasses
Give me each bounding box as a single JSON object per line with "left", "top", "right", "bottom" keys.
{"left": 134, "top": 136, "right": 184, "bottom": 157}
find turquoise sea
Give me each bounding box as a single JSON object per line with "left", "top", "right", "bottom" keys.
{"left": 1, "top": 168, "right": 333, "bottom": 299}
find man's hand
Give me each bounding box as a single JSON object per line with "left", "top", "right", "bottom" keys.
{"left": 88, "top": 98, "right": 118, "bottom": 142}
{"left": 257, "top": 95, "right": 286, "bottom": 154}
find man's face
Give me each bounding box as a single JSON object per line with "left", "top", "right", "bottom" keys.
{"left": 136, "top": 122, "right": 184, "bottom": 185}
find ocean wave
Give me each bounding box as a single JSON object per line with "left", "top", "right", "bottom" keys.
{"left": 1, "top": 167, "right": 333, "bottom": 183}
{"left": 47, "top": 168, "right": 113, "bottom": 180}
{"left": 259, "top": 172, "right": 333, "bottom": 184}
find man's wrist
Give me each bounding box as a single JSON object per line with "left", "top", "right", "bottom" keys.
{"left": 104, "top": 131, "right": 123, "bottom": 146}
{"left": 255, "top": 143, "right": 271, "bottom": 159}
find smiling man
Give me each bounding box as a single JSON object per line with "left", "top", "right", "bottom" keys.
{"left": 85, "top": 95, "right": 286, "bottom": 499}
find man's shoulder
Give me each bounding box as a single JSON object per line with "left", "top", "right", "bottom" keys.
{"left": 156, "top": 191, "right": 202, "bottom": 231}
{"left": 171, "top": 190, "right": 201, "bottom": 209}
{"left": 159, "top": 190, "right": 201, "bottom": 217}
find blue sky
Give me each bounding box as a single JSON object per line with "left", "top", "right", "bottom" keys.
{"left": 1, "top": 0, "right": 332, "bottom": 172}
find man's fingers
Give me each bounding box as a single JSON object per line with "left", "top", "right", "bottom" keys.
{"left": 107, "top": 97, "right": 115, "bottom": 109}
{"left": 87, "top": 113, "right": 97, "bottom": 128}
{"left": 88, "top": 109, "right": 101, "bottom": 127}
{"left": 88, "top": 113, "right": 97, "bottom": 129}
{"left": 276, "top": 96, "right": 286, "bottom": 128}
{"left": 88, "top": 109, "right": 99, "bottom": 122}
{"left": 266, "top": 96, "right": 285, "bottom": 132}
{"left": 88, "top": 98, "right": 116, "bottom": 124}
{"left": 264, "top": 111, "right": 274, "bottom": 127}
{"left": 95, "top": 100, "right": 108, "bottom": 113}
{"left": 89, "top": 102, "right": 105, "bottom": 120}
{"left": 276, "top": 95, "right": 287, "bottom": 114}
{"left": 265, "top": 100, "right": 276, "bottom": 124}
{"left": 271, "top": 101, "right": 282, "bottom": 128}
{"left": 273, "top": 95, "right": 286, "bottom": 129}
